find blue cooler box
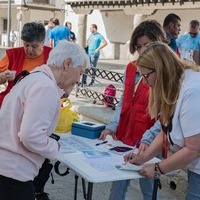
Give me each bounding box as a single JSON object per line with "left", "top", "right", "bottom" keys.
{"left": 71, "top": 121, "right": 106, "bottom": 139}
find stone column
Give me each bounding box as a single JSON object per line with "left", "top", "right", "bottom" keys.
{"left": 114, "top": 42, "right": 120, "bottom": 59}
{"left": 77, "top": 14, "right": 87, "bottom": 48}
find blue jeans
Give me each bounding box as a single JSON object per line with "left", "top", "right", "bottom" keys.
{"left": 185, "top": 170, "right": 200, "bottom": 200}
{"left": 109, "top": 178, "right": 157, "bottom": 200}
{"left": 82, "top": 53, "right": 99, "bottom": 84}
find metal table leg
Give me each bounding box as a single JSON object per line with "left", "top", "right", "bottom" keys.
{"left": 152, "top": 178, "right": 162, "bottom": 200}
{"left": 86, "top": 182, "right": 93, "bottom": 200}
{"left": 82, "top": 178, "right": 87, "bottom": 199}
{"left": 74, "top": 175, "right": 79, "bottom": 200}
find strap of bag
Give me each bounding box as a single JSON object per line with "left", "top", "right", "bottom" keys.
{"left": 54, "top": 161, "right": 70, "bottom": 176}
{"left": 13, "top": 70, "right": 30, "bottom": 85}
{"left": 13, "top": 70, "right": 49, "bottom": 85}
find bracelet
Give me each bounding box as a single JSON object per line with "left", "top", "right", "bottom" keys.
{"left": 154, "top": 163, "right": 161, "bottom": 178}
{"left": 155, "top": 162, "right": 165, "bottom": 175}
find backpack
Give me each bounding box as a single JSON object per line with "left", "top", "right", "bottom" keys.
{"left": 102, "top": 84, "right": 116, "bottom": 107}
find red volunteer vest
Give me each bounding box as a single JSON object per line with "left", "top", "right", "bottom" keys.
{"left": 0, "top": 46, "right": 51, "bottom": 107}
{"left": 116, "top": 61, "right": 155, "bottom": 146}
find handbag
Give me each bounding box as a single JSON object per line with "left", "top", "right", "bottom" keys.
{"left": 102, "top": 84, "right": 116, "bottom": 108}
{"left": 54, "top": 98, "right": 79, "bottom": 133}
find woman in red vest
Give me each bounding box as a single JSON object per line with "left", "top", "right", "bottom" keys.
{"left": 0, "top": 22, "right": 52, "bottom": 107}
{"left": 99, "top": 20, "right": 168, "bottom": 200}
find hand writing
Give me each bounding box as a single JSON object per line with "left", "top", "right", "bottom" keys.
{"left": 124, "top": 153, "right": 144, "bottom": 165}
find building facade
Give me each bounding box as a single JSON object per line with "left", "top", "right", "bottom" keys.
{"left": 65, "top": 0, "right": 200, "bottom": 60}
{"left": 0, "top": 0, "right": 65, "bottom": 46}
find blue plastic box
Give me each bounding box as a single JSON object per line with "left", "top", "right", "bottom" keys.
{"left": 71, "top": 121, "right": 106, "bottom": 139}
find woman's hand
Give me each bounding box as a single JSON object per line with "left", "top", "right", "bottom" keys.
{"left": 139, "top": 164, "right": 155, "bottom": 179}
{"left": 1, "top": 70, "right": 16, "bottom": 82}
{"left": 124, "top": 153, "right": 145, "bottom": 165}
{"left": 99, "top": 129, "right": 116, "bottom": 140}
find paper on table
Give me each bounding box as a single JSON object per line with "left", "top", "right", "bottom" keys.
{"left": 115, "top": 156, "right": 161, "bottom": 171}
{"left": 84, "top": 151, "right": 124, "bottom": 171}
{"left": 82, "top": 150, "right": 111, "bottom": 158}
{"left": 86, "top": 157, "right": 116, "bottom": 171}
{"left": 59, "top": 137, "right": 92, "bottom": 152}
{"left": 115, "top": 163, "right": 143, "bottom": 171}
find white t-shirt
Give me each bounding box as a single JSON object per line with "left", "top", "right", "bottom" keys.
{"left": 170, "top": 69, "right": 200, "bottom": 174}
{"left": 10, "top": 31, "right": 16, "bottom": 43}
{"left": 44, "top": 25, "right": 53, "bottom": 46}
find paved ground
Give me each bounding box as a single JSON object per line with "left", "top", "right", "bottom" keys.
{"left": 44, "top": 59, "right": 188, "bottom": 200}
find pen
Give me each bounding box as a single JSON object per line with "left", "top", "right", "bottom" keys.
{"left": 95, "top": 141, "right": 108, "bottom": 146}
{"left": 128, "top": 140, "right": 140, "bottom": 161}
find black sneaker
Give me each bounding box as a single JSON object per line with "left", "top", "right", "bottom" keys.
{"left": 81, "top": 81, "right": 87, "bottom": 87}
{"left": 35, "top": 192, "right": 50, "bottom": 200}
{"left": 88, "top": 82, "right": 95, "bottom": 87}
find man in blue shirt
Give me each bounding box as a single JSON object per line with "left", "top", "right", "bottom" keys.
{"left": 177, "top": 20, "right": 200, "bottom": 64}
{"left": 65, "top": 22, "right": 76, "bottom": 42}
{"left": 163, "top": 13, "right": 181, "bottom": 53}
{"left": 82, "top": 24, "right": 107, "bottom": 86}
{"left": 49, "top": 18, "right": 70, "bottom": 48}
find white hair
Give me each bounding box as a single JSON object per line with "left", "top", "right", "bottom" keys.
{"left": 47, "top": 40, "right": 90, "bottom": 69}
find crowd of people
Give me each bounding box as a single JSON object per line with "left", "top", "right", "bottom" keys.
{"left": 0, "top": 12, "right": 200, "bottom": 200}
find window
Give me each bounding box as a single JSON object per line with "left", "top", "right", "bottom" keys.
{"left": 3, "top": 19, "right": 7, "bottom": 33}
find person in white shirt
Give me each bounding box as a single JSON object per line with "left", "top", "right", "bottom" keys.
{"left": 128, "top": 41, "right": 200, "bottom": 200}
{"left": 44, "top": 18, "right": 55, "bottom": 47}
{"left": 10, "top": 29, "right": 17, "bottom": 47}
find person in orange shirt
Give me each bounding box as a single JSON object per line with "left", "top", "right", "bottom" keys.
{"left": 0, "top": 22, "right": 51, "bottom": 107}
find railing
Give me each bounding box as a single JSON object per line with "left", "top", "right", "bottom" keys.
{"left": 75, "top": 67, "right": 124, "bottom": 108}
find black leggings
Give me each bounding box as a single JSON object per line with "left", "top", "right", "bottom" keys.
{"left": 0, "top": 174, "right": 35, "bottom": 200}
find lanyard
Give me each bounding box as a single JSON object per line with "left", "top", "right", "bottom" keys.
{"left": 161, "top": 118, "right": 173, "bottom": 159}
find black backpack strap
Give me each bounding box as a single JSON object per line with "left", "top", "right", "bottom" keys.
{"left": 13, "top": 70, "right": 43, "bottom": 85}
{"left": 54, "top": 161, "right": 70, "bottom": 176}
{"left": 13, "top": 70, "right": 30, "bottom": 85}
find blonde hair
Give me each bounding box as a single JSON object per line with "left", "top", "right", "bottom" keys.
{"left": 137, "top": 41, "right": 199, "bottom": 124}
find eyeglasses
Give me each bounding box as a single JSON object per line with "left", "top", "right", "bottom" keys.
{"left": 135, "top": 43, "right": 149, "bottom": 51}
{"left": 141, "top": 70, "right": 155, "bottom": 81}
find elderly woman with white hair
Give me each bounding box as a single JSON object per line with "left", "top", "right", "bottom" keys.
{"left": 0, "top": 40, "right": 90, "bottom": 200}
